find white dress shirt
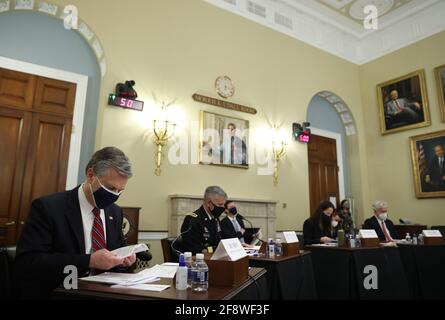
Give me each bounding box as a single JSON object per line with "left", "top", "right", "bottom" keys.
{"left": 78, "top": 184, "right": 107, "bottom": 254}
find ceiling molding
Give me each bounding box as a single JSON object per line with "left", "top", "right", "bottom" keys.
{"left": 205, "top": 0, "right": 445, "bottom": 65}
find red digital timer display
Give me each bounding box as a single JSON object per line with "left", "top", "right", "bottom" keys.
{"left": 108, "top": 95, "right": 144, "bottom": 111}
{"left": 299, "top": 134, "right": 311, "bottom": 143}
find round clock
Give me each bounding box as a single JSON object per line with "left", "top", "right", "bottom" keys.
{"left": 215, "top": 76, "right": 235, "bottom": 99}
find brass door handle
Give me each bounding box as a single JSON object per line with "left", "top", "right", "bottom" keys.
{"left": 5, "top": 221, "right": 16, "bottom": 226}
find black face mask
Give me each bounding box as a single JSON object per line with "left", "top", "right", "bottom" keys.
{"left": 228, "top": 207, "right": 238, "bottom": 215}
{"left": 209, "top": 202, "right": 225, "bottom": 219}
{"left": 322, "top": 212, "right": 332, "bottom": 223}
{"left": 90, "top": 178, "right": 121, "bottom": 209}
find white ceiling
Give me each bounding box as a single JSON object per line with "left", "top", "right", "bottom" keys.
{"left": 205, "top": 0, "right": 445, "bottom": 64}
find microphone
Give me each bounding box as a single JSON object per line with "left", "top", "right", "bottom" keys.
{"left": 171, "top": 224, "right": 193, "bottom": 257}
{"left": 238, "top": 214, "right": 265, "bottom": 244}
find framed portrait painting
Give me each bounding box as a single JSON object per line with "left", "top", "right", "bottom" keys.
{"left": 377, "top": 70, "right": 430, "bottom": 135}
{"left": 410, "top": 130, "right": 445, "bottom": 198}
{"left": 434, "top": 64, "right": 445, "bottom": 122}
{"left": 199, "top": 110, "right": 249, "bottom": 169}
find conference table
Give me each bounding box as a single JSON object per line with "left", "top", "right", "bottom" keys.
{"left": 248, "top": 251, "right": 317, "bottom": 300}
{"left": 307, "top": 245, "right": 411, "bottom": 300}
{"left": 53, "top": 267, "right": 268, "bottom": 300}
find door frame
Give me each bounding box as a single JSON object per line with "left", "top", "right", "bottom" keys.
{"left": 0, "top": 56, "right": 88, "bottom": 190}
{"left": 310, "top": 127, "right": 346, "bottom": 202}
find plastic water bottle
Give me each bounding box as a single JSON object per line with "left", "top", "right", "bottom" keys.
{"left": 175, "top": 254, "right": 188, "bottom": 290}
{"left": 191, "top": 253, "right": 208, "bottom": 292}
{"left": 268, "top": 238, "right": 275, "bottom": 258}
{"left": 405, "top": 233, "right": 411, "bottom": 243}
{"left": 355, "top": 234, "right": 361, "bottom": 248}
{"left": 184, "top": 252, "right": 193, "bottom": 287}
{"left": 349, "top": 234, "right": 356, "bottom": 248}
{"left": 412, "top": 234, "right": 418, "bottom": 245}
{"left": 418, "top": 233, "right": 424, "bottom": 245}
{"left": 275, "top": 239, "right": 282, "bottom": 256}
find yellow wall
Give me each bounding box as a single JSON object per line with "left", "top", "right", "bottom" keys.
{"left": 45, "top": 0, "right": 444, "bottom": 262}
{"left": 359, "top": 31, "right": 445, "bottom": 227}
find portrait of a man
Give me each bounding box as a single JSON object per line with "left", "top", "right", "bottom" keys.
{"left": 200, "top": 111, "right": 249, "bottom": 168}
{"left": 378, "top": 70, "right": 430, "bottom": 135}
{"left": 435, "top": 64, "right": 445, "bottom": 122}
{"left": 410, "top": 130, "right": 445, "bottom": 198}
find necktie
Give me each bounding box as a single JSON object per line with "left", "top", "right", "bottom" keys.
{"left": 440, "top": 157, "right": 444, "bottom": 174}
{"left": 395, "top": 100, "right": 403, "bottom": 112}
{"left": 91, "top": 208, "right": 107, "bottom": 252}
{"left": 232, "top": 218, "right": 245, "bottom": 243}
{"left": 381, "top": 221, "right": 393, "bottom": 242}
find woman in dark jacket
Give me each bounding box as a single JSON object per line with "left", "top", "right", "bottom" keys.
{"left": 303, "top": 201, "right": 338, "bottom": 245}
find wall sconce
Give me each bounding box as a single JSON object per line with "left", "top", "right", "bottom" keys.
{"left": 271, "top": 127, "right": 287, "bottom": 186}
{"left": 153, "top": 102, "right": 176, "bottom": 176}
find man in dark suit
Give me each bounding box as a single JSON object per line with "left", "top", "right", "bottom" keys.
{"left": 363, "top": 201, "right": 398, "bottom": 242}
{"left": 15, "top": 147, "right": 136, "bottom": 299}
{"left": 179, "top": 186, "right": 227, "bottom": 255}
{"left": 220, "top": 200, "right": 246, "bottom": 243}
{"left": 425, "top": 144, "right": 445, "bottom": 191}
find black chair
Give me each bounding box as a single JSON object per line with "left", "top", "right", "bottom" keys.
{"left": 0, "top": 247, "right": 16, "bottom": 300}
{"left": 161, "top": 237, "right": 179, "bottom": 263}
{"left": 431, "top": 226, "right": 445, "bottom": 238}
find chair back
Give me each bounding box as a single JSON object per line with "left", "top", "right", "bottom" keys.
{"left": 0, "top": 247, "right": 16, "bottom": 299}
{"left": 161, "top": 237, "right": 179, "bottom": 263}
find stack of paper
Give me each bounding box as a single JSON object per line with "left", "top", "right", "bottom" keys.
{"left": 80, "top": 270, "right": 159, "bottom": 286}
{"left": 111, "top": 243, "right": 149, "bottom": 259}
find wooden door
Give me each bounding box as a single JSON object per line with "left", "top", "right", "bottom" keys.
{"left": 308, "top": 134, "right": 340, "bottom": 215}
{"left": 0, "top": 68, "right": 75, "bottom": 246}
{"left": 0, "top": 108, "right": 32, "bottom": 245}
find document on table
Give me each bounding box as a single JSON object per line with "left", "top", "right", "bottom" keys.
{"left": 80, "top": 270, "right": 159, "bottom": 286}
{"left": 111, "top": 243, "right": 149, "bottom": 259}
{"left": 142, "top": 264, "right": 178, "bottom": 279}
{"left": 111, "top": 284, "right": 170, "bottom": 292}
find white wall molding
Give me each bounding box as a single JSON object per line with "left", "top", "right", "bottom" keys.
{"left": 138, "top": 231, "right": 169, "bottom": 241}
{"left": 0, "top": 56, "right": 88, "bottom": 190}
{"left": 0, "top": 0, "right": 107, "bottom": 76}
{"left": 205, "top": 0, "right": 445, "bottom": 65}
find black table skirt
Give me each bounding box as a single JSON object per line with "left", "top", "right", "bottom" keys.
{"left": 398, "top": 244, "right": 445, "bottom": 300}
{"left": 309, "top": 247, "right": 410, "bottom": 300}
{"left": 249, "top": 254, "right": 317, "bottom": 300}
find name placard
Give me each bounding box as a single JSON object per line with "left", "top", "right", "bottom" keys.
{"left": 422, "top": 230, "right": 442, "bottom": 238}
{"left": 211, "top": 238, "right": 247, "bottom": 261}
{"left": 283, "top": 231, "right": 299, "bottom": 243}
{"left": 359, "top": 229, "right": 379, "bottom": 239}
{"left": 193, "top": 93, "right": 257, "bottom": 115}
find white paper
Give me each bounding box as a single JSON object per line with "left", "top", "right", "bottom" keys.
{"left": 422, "top": 230, "right": 442, "bottom": 237}
{"left": 80, "top": 270, "right": 158, "bottom": 286}
{"left": 283, "top": 231, "right": 299, "bottom": 243}
{"left": 111, "top": 243, "right": 149, "bottom": 259}
{"left": 359, "top": 229, "right": 379, "bottom": 239}
{"left": 111, "top": 284, "right": 170, "bottom": 292}
{"left": 211, "top": 238, "right": 247, "bottom": 261}
{"left": 140, "top": 264, "right": 178, "bottom": 279}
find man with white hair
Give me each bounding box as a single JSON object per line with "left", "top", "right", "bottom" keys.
{"left": 178, "top": 186, "right": 227, "bottom": 255}
{"left": 363, "top": 201, "right": 398, "bottom": 242}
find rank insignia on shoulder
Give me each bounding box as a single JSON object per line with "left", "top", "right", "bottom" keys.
{"left": 185, "top": 212, "right": 198, "bottom": 218}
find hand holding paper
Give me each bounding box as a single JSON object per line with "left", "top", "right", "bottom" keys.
{"left": 111, "top": 243, "right": 149, "bottom": 259}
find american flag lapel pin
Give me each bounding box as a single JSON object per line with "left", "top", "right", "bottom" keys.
{"left": 109, "top": 216, "right": 114, "bottom": 220}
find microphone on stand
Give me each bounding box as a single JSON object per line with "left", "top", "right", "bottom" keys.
{"left": 171, "top": 224, "right": 193, "bottom": 257}
{"left": 238, "top": 214, "right": 265, "bottom": 245}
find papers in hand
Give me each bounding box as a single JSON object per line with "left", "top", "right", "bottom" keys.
{"left": 211, "top": 238, "right": 247, "bottom": 261}
{"left": 111, "top": 243, "right": 149, "bottom": 259}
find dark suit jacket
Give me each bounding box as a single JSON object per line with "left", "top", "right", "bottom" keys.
{"left": 179, "top": 205, "right": 221, "bottom": 255}
{"left": 303, "top": 217, "right": 337, "bottom": 245}
{"left": 14, "top": 186, "right": 127, "bottom": 299}
{"left": 363, "top": 216, "right": 398, "bottom": 241}
{"left": 220, "top": 215, "right": 246, "bottom": 240}
{"left": 429, "top": 157, "right": 445, "bottom": 190}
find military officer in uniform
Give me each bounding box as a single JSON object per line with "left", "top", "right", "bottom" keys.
{"left": 179, "top": 186, "right": 227, "bottom": 254}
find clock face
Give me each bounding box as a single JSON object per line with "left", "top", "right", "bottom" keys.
{"left": 215, "top": 76, "right": 235, "bottom": 98}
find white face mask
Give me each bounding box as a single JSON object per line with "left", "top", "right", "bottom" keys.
{"left": 378, "top": 213, "right": 388, "bottom": 221}
{"left": 331, "top": 220, "right": 339, "bottom": 228}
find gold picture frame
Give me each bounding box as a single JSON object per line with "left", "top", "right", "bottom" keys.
{"left": 409, "top": 130, "right": 445, "bottom": 198}
{"left": 199, "top": 110, "right": 249, "bottom": 169}
{"left": 377, "top": 70, "right": 430, "bottom": 135}
{"left": 434, "top": 64, "right": 445, "bottom": 122}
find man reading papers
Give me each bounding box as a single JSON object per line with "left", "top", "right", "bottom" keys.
{"left": 15, "top": 147, "right": 136, "bottom": 299}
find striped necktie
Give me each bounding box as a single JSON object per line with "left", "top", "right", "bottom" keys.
{"left": 91, "top": 208, "right": 107, "bottom": 252}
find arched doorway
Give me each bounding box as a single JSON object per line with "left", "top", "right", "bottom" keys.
{"left": 306, "top": 91, "right": 357, "bottom": 214}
